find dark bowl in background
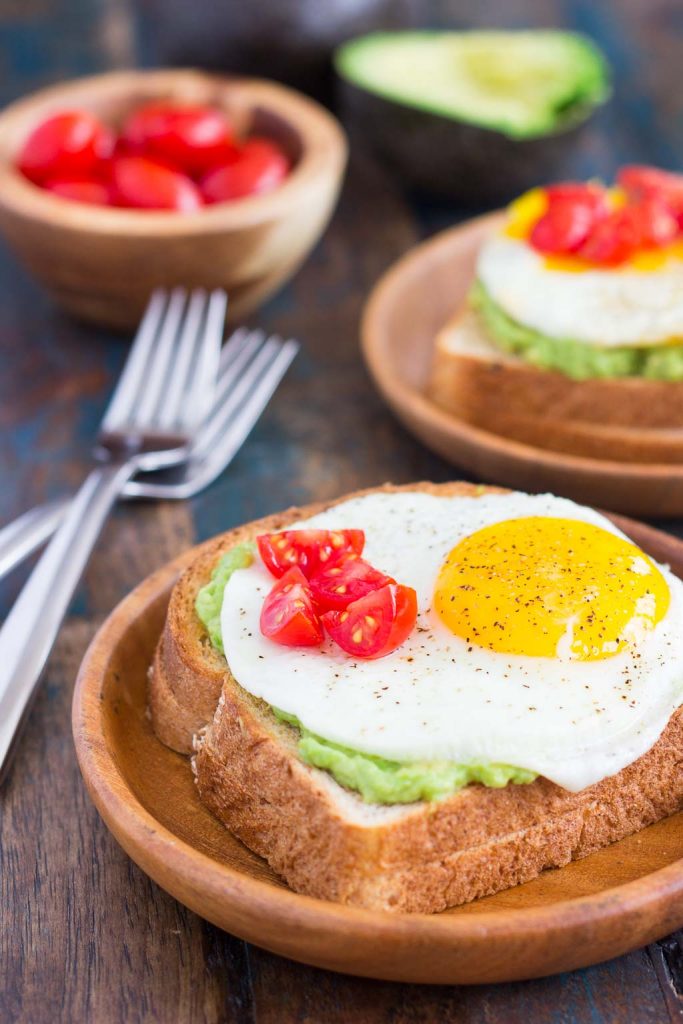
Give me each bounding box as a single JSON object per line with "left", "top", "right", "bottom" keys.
{"left": 335, "top": 79, "right": 607, "bottom": 205}
{"left": 135, "top": 0, "right": 417, "bottom": 101}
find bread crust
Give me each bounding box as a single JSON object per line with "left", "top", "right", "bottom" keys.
{"left": 429, "top": 308, "right": 683, "bottom": 463}
{"left": 149, "top": 481, "right": 683, "bottom": 912}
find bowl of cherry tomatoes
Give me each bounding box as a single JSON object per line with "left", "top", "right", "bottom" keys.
{"left": 0, "top": 69, "right": 347, "bottom": 329}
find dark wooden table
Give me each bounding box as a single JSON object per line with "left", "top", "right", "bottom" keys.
{"left": 3, "top": 1, "right": 683, "bottom": 1021}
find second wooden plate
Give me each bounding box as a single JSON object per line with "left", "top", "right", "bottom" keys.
{"left": 73, "top": 518, "right": 683, "bottom": 985}
{"left": 361, "top": 213, "right": 683, "bottom": 519}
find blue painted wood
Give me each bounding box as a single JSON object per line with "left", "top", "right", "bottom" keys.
{"left": 2, "top": 1, "right": 683, "bottom": 1020}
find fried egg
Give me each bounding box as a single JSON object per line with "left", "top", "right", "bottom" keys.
{"left": 477, "top": 232, "right": 683, "bottom": 347}
{"left": 220, "top": 491, "right": 683, "bottom": 792}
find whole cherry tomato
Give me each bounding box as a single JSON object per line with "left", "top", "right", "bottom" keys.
{"left": 18, "top": 110, "right": 114, "bottom": 185}
{"left": 121, "top": 102, "right": 237, "bottom": 176}
{"left": 44, "top": 178, "right": 111, "bottom": 205}
{"left": 201, "top": 137, "right": 290, "bottom": 203}
{"left": 111, "top": 156, "right": 202, "bottom": 211}
{"left": 260, "top": 567, "right": 324, "bottom": 647}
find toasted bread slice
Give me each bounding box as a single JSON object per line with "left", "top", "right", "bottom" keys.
{"left": 429, "top": 308, "right": 683, "bottom": 463}
{"left": 149, "top": 482, "right": 683, "bottom": 913}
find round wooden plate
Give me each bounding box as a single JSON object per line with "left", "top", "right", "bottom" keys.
{"left": 73, "top": 516, "right": 683, "bottom": 985}
{"left": 361, "top": 213, "right": 683, "bottom": 519}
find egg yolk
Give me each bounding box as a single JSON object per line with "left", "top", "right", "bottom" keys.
{"left": 434, "top": 517, "right": 670, "bottom": 661}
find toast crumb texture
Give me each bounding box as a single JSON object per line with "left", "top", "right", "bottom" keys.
{"left": 149, "top": 481, "right": 683, "bottom": 912}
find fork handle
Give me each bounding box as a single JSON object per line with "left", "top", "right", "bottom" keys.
{"left": 0, "top": 499, "right": 69, "bottom": 580}
{"left": 0, "top": 461, "right": 134, "bottom": 783}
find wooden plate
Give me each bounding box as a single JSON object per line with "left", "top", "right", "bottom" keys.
{"left": 361, "top": 213, "right": 683, "bottom": 519}
{"left": 73, "top": 517, "right": 683, "bottom": 985}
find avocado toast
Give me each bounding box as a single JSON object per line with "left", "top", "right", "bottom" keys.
{"left": 149, "top": 482, "right": 683, "bottom": 913}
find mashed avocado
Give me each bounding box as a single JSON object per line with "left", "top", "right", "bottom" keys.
{"left": 195, "top": 542, "right": 256, "bottom": 654}
{"left": 471, "top": 280, "right": 683, "bottom": 381}
{"left": 274, "top": 709, "right": 536, "bottom": 804}
{"left": 196, "top": 544, "right": 537, "bottom": 804}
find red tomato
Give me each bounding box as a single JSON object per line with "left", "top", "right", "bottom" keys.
{"left": 321, "top": 583, "right": 418, "bottom": 660}
{"left": 201, "top": 137, "right": 290, "bottom": 203}
{"left": 309, "top": 555, "right": 392, "bottom": 612}
{"left": 18, "top": 110, "right": 114, "bottom": 185}
{"left": 633, "top": 195, "right": 679, "bottom": 247}
{"left": 260, "top": 567, "right": 324, "bottom": 647}
{"left": 618, "top": 165, "right": 683, "bottom": 199}
{"left": 111, "top": 156, "right": 202, "bottom": 211}
{"left": 530, "top": 197, "right": 596, "bottom": 253}
{"left": 257, "top": 529, "right": 364, "bottom": 580}
{"left": 45, "top": 178, "right": 111, "bottom": 205}
{"left": 618, "top": 165, "right": 683, "bottom": 229}
{"left": 578, "top": 207, "right": 642, "bottom": 265}
{"left": 121, "top": 102, "right": 237, "bottom": 176}
{"left": 545, "top": 181, "right": 608, "bottom": 215}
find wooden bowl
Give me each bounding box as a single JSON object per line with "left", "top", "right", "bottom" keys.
{"left": 0, "top": 69, "right": 347, "bottom": 329}
{"left": 72, "top": 517, "right": 683, "bottom": 984}
{"left": 361, "top": 215, "right": 683, "bottom": 519}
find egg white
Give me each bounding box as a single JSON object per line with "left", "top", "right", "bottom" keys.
{"left": 220, "top": 491, "right": 683, "bottom": 792}
{"left": 477, "top": 233, "right": 683, "bottom": 347}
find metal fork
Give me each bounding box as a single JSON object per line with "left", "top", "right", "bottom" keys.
{"left": 0, "top": 287, "right": 226, "bottom": 781}
{"left": 0, "top": 328, "right": 299, "bottom": 581}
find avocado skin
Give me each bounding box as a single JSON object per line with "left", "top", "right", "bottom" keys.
{"left": 338, "top": 80, "right": 605, "bottom": 205}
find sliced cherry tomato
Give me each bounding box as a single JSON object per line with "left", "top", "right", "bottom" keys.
{"left": 577, "top": 206, "right": 643, "bottom": 265}
{"left": 545, "top": 181, "right": 608, "bottom": 215}
{"left": 121, "top": 102, "right": 237, "bottom": 176}
{"left": 111, "top": 156, "right": 202, "bottom": 211}
{"left": 309, "top": 555, "right": 392, "bottom": 612}
{"left": 260, "top": 567, "right": 323, "bottom": 647}
{"left": 201, "top": 137, "right": 290, "bottom": 203}
{"left": 632, "top": 195, "right": 679, "bottom": 247}
{"left": 530, "top": 196, "right": 596, "bottom": 253}
{"left": 18, "top": 110, "right": 114, "bottom": 185}
{"left": 257, "top": 529, "right": 364, "bottom": 580}
{"left": 321, "top": 583, "right": 417, "bottom": 660}
{"left": 45, "top": 178, "right": 111, "bottom": 205}
{"left": 618, "top": 165, "right": 683, "bottom": 229}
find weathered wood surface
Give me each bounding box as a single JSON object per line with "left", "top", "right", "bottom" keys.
{"left": 2, "top": 0, "right": 683, "bottom": 1020}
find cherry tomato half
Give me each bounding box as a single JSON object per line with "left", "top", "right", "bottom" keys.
{"left": 18, "top": 110, "right": 114, "bottom": 185}
{"left": 309, "top": 555, "right": 392, "bottom": 612}
{"left": 545, "top": 181, "right": 608, "bottom": 215}
{"left": 260, "top": 567, "right": 324, "bottom": 647}
{"left": 321, "top": 583, "right": 418, "bottom": 660}
{"left": 45, "top": 178, "right": 111, "bottom": 205}
{"left": 257, "top": 529, "right": 365, "bottom": 580}
{"left": 530, "top": 196, "right": 597, "bottom": 253}
{"left": 111, "top": 156, "right": 202, "bottom": 211}
{"left": 121, "top": 102, "right": 237, "bottom": 176}
{"left": 618, "top": 165, "right": 683, "bottom": 200}
{"left": 201, "top": 137, "right": 290, "bottom": 203}
{"left": 619, "top": 165, "right": 683, "bottom": 232}
{"left": 577, "top": 206, "right": 643, "bottom": 265}
{"left": 633, "top": 195, "right": 679, "bottom": 247}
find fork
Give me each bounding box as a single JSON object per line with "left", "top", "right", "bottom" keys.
{"left": 0, "top": 287, "right": 226, "bottom": 781}
{"left": 0, "top": 328, "right": 299, "bottom": 581}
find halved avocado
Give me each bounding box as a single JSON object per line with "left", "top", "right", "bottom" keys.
{"left": 334, "top": 30, "right": 611, "bottom": 203}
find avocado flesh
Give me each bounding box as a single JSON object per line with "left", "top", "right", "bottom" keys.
{"left": 196, "top": 546, "right": 537, "bottom": 805}
{"left": 472, "top": 281, "right": 683, "bottom": 381}
{"left": 335, "top": 30, "right": 609, "bottom": 139}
